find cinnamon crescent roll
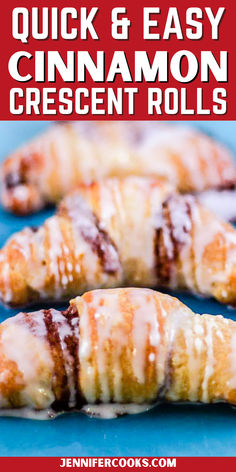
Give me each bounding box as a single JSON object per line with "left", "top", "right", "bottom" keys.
{"left": 1, "top": 121, "right": 235, "bottom": 216}
{"left": 0, "top": 176, "right": 236, "bottom": 307}
{"left": 0, "top": 287, "right": 236, "bottom": 419}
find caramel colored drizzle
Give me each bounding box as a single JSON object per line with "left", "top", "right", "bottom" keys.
{"left": 77, "top": 288, "right": 174, "bottom": 405}
{"left": 1, "top": 288, "right": 236, "bottom": 416}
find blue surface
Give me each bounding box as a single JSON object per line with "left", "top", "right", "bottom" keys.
{"left": 0, "top": 121, "right": 236, "bottom": 457}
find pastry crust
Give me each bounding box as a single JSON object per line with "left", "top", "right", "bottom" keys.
{"left": 1, "top": 122, "right": 235, "bottom": 215}
{"left": 0, "top": 287, "right": 235, "bottom": 417}
{"left": 0, "top": 176, "right": 236, "bottom": 307}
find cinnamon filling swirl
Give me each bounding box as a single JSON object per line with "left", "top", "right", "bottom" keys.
{"left": 154, "top": 195, "right": 193, "bottom": 285}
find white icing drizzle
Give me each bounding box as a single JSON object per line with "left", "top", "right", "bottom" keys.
{"left": 168, "top": 195, "right": 192, "bottom": 245}
{"left": 0, "top": 287, "right": 234, "bottom": 417}
{"left": 78, "top": 296, "right": 96, "bottom": 403}
{"left": 129, "top": 290, "right": 160, "bottom": 384}
{"left": 184, "top": 316, "right": 203, "bottom": 401}
{"left": 47, "top": 217, "right": 64, "bottom": 296}
{"left": 165, "top": 303, "right": 195, "bottom": 402}
{"left": 2, "top": 171, "right": 236, "bottom": 307}
{"left": 0, "top": 317, "right": 54, "bottom": 409}
{"left": 131, "top": 125, "right": 217, "bottom": 191}
{"left": 78, "top": 288, "right": 163, "bottom": 404}
{"left": 94, "top": 289, "right": 125, "bottom": 403}
{"left": 107, "top": 177, "right": 171, "bottom": 285}
{"left": 98, "top": 183, "right": 117, "bottom": 227}
{"left": 0, "top": 308, "right": 79, "bottom": 411}
{"left": 157, "top": 195, "right": 236, "bottom": 298}
{"left": 66, "top": 194, "right": 111, "bottom": 288}
{"left": 16, "top": 310, "right": 48, "bottom": 338}
{"left": 0, "top": 407, "right": 59, "bottom": 420}
{"left": 154, "top": 194, "right": 194, "bottom": 289}
{"left": 29, "top": 229, "right": 48, "bottom": 298}
{"left": 216, "top": 329, "right": 224, "bottom": 342}
{"left": 95, "top": 301, "right": 119, "bottom": 402}
{"left": 0, "top": 252, "right": 12, "bottom": 303}
{"left": 10, "top": 230, "right": 32, "bottom": 261}
{"left": 155, "top": 211, "right": 173, "bottom": 260}
{"left": 50, "top": 309, "right": 77, "bottom": 408}
{"left": 81, "top": 403, "right": 154, "bottom": 419}
{"left": 70, "top": 122, "right": 110, "bottom": 182}
{"left": 112, "top": 178, "right": 154, "bottom": 280}
{"left": 191, "top": 203, "right": 236, "bottom": 295}
{"left": 5, "top": 122, "right": 236, "bottom": 215}
{"left": 51, "top": 127, "right": 74, "bottom": 193}
{"left": 0, "top": 403, "right": 155, "bottom": 420}
{"left": 201, "top": 318, "right": 216, "bottom": 403}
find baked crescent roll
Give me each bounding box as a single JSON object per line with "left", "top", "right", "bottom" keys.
{"left": 1, "top": 121, "right": 235, "bottom": 216}
{"left": 0, "top": 176, "right": 236, "bottom": 307}
{"left": 0, "top": 287, "right": 235, "bottom": 419}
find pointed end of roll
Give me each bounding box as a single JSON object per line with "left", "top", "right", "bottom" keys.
{"left": 0, "top": 245, "right": 34, "bottom": 308}
{"left": 1, "top": 180, "right": 43, "bottom": 216}
{"left": 1, "top": 154, "right": 44, "bottom": 215}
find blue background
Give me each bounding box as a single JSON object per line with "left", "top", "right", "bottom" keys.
{"left": 0, "top": 121, "right": 236, "bottom": 457}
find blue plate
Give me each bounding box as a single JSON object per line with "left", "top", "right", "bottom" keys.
{"left": 0, "top": 121, "right": 236, "bottom": 457}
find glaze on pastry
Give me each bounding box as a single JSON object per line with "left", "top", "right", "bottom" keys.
{"left": 1, "top": 176, "right": 236, "bottom": 307}
{"left": 1, "top": 121, "right": 235, "bottom": 215}
{"left": 0, "top": 287, "right": 236, "bottom": 419}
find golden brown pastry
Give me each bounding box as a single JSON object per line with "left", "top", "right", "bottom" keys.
{"left": 0, "top": 287, "right": 236, "bottom": 419}
{"left": 0, "top": 176, "right": 236, "bottom": 307}
{"left": 1, "top": 121, "right": 235, "bottom": 215}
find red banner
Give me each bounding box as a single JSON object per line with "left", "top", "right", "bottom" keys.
{"left": 0, "top": 0, "right": 235, "bottom": 119}
{"left": 1, "top": 457, "right": 236, "bottom": 471}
